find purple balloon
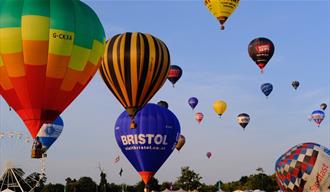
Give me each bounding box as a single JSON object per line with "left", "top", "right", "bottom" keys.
{"left": 188, "top": 97, "right": 198, "bottom": 110}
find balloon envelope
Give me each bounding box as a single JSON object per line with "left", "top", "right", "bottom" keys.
{"left": 275, "top": 143, "right": 330, "bottom": 192}
{"left": 36, "top": 116, "right": 63, "bottom": 152}
{"left": 157, "top": 100, "right": 168, "bottom": 109}
{"left": 0, "top": 0, "right": 105, "bottom": 138}
{"left": 195, "top": 112, "right": 204, "bottom": 124}
{"left": 188, "top": 97, "right": 198, "bottom": 110}
{"left": 206, "top": 152, "right": 212, "bottom": 158}
{"left": 204, "top": 0, "right": 240, "bottom": 30}
{"left": 261, "top": 83, "right": 273, "bottom": 97}
{"left": 320, "top": 103, "right": 327, "bottom": 111}
{"left": 292, "top": 81, "right": 300, "bottom": 90}
{"left": 115, "top": 103, "right": 180, "bottom": 184}
{"left": 248, "top": 37, "right": 275, "bottom": 73}
{"left": 100, "top": 32, "right": 170, "bottom": 125}
{"left": 237, "top": 113, "right": 250, "bottom": 129}
{"left": 311, "top": 110, "right": 325, "bottom": 126}
{"left": 213, "top": 100, "right": 227, "bottom": 117}
{"left": 167, "top": 65, "right": 182, "bottom": 87}
{"left": 176, "top": 135, "right": 186, "bottom": 151}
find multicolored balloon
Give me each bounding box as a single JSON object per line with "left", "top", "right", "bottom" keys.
{"left": 167, "top": 65, "right": 182, "bottom": 87}
{"left": 261, "top": 83, "right": 273, "bottom": 98}
{"left": 320, "top": 103, "right": 327, "bottom": 111}
{"left": 248, "top": 37, "right": 275, "bottom": 73}
{"left": 32, "top": 116, "right": 64, "bottom": 158}
{"left": 195, "top": 112, "right": 204, "bottom": 124}
{"left": 0, "top": 0, "right": 105, "bottom": 138}
{"left": 188, "top": 97, "right": 198, "bottom": 110}
{"left": 204, "top": 0, "right": 240, "bottom": 30}
{"left": 176, "top": 135, "right": 186, "bottom": 151}
{"left": 206, "top": 152, "right": 212, "bottom": 159}
{"left": 292, "top": 80, "right": 300, "bottom": 90}
{"left": 213, "top": 100, "right": 227, "bottom": 117}
{"left": 114, "top": 103, "right": 180, "bottom": 186}
{"left": 275, "top": 143, "right": 330, "bottom": 192}
{"left": 237, "top": 113, "right": 250, "bottom": 130}
{"left": 311, "top": 110, "right": 325, "bottom": 127}
{"left": 100, "top": 32, "right": 170, "bottom": 128}
{"left": 157, "top": 100, "right": 168, "bottom": 109}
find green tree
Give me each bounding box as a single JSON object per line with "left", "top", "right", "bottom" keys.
{"left": 243, "top": 173, "right": 279, "bottom": 191}
{"left": 41, "top": 183, "right": 65, "bottom": 192}
{"left": 160, "top": 181, "right": 172, "bottom": 191}
{"left": 77, "top": 177, "right": 97, "bottom": 192}
{"left": 175, "top": 166, "right": 202, "bottom": 191}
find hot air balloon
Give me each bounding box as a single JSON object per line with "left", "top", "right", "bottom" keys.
{"left": 311, "top": 110, "right": 325, "bottom": 127}
{"left": 292, "top": 80, "right": 300, "bottom": 90}
{"left": 115, "top": 103, "right": 180, "bottom": 190}
{"left": 167, "top": 65, "right": 182, "bottom": 87}
{"left": 195, "top": 112, "right": 204, "bottom": 124}
{"left": 248, "top": 37, "right": 275, "bottom": 73}
{"left": 100, "top": 32, "right": 170, "bottom": 128}
{"left": 237, "top": 113, "right": 250, "bottom": 130}
{"left": 0, "top": 0, "right": 105, "bottom": 138}
{"left": 275, "top": 143, "right": 330, "bottom": 192}
{"left": 206, "top": 152, "right": 212, "bottom": 159}
{"left": 261, "top": 83, "right": 273, "bottom": 98}
{"left": 320, "top": 103, "right": 327, "bottom": 111}
{"left": 176, "top": 135, "right": 186, "bottom": 151}
{"left": 188, "top": 97, "right": 198, "bottom": 110}
{"left": 157, "top": 100, "right": 168, "bottom": 109}
{"left": 204, "top": 0, "right": 240, "bottom": 30}
{"left": 213, "top": 100, "right": 227, "bottom": 117}
{"left": 31, "top": 116, "right": 63, "bottom": 158}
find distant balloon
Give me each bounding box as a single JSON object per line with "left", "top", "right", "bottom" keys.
{"left": 115, "top": 103, "right": 180, "bottom": 186}
{"left": 167, "top": 65, "right": 183, "bottom": 87}
{"left": 206, "top": 152, "right": 212, "bottom": 159}
{"left": 188, "top": 97, "right": 198, "bottom": 110}
{"left": 275, "top": 143, "right": 330, "bottom": 192}
{"left": 157, "top": 101, "right": 168, "bottom": 109}
{"left": 261, "top": 83, "right": 273, "bottom": 98}
{"left": 248, "top": 37, "right": 275, "bottom": 73}
{"left": 292, "top": 80, "right": 300, "bottom": 90}
{"left": 195, "top": 112, "right": 204, "bottom": 124}
{"left": 320, "top": 103, "right": 327, "bottom": 111}
{"left": 237, "top": 113, "right": 250, "bottom": 130}
{"left": 213, "top": 100, "right": 227, "bottom": 117}
{"left": 204, "top": 0, "right": 240, "bottom": 30}
{"left": 176, "top": 135, "right": 186, "bottom": 151}
{"left": 311, "top": 110, "right": 325, "bottom": 127}
{"left": 100, "top": 32, "right": 170, "bottom": 128}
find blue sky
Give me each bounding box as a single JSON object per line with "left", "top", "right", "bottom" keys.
{"left": 0, "top": 0, "right": 329, "bottom": 185}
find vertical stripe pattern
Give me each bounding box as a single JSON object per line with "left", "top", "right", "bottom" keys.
{"left": 100, "top": 32, "right": 170, "bottom": 117}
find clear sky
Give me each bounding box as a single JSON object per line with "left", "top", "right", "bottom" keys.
{"left": 0, "top": 0, "right": 329, "bottom": 186}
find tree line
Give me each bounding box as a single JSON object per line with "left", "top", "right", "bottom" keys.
{"left": 2, "top": 167, "right": 280, "bottom": 192}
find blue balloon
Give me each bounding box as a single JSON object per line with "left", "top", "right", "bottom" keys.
{"left": 115, "top": 103, "right": 180, "bottom": 184}
{"left": 36, "top": 116, "right": 64, "bottom": 152}
{"left": 188, "top": 97, "right": 198, "bottom": 109}
{"left": 261, "top": 83, "right": 273, "bottom": 97}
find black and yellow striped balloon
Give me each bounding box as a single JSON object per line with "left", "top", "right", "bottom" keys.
{"left": 100, "top": 32, "right": 170, "bottom": 126}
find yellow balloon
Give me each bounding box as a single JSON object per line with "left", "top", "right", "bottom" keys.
{"left": 204, "top": 0, "right": 240, "bottom": 30}
{"left": 213, "top": 100, "right": 227, "bottom": 117}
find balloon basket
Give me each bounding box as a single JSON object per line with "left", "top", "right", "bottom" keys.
{"left": 31, "top": 148, "right": 43, "bottom": 159}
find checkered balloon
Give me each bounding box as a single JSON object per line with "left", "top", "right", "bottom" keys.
{"left": 275, "top": 143, "right": 330, "bottom": 192}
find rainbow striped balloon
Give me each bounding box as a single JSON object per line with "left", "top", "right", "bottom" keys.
{"left": 0, "top": 0, "right": 105, "bottom": 138}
